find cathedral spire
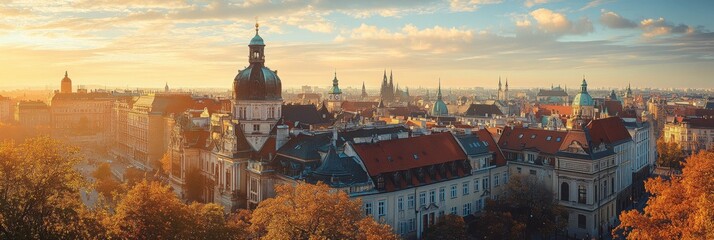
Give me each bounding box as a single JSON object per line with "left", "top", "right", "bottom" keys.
{"left": 498, "top": 76, "right": 502, "bottom": 90}
{"left": 65, "top": 71, "right": 68, "bottom": 77}
{"left": 437, "top": 78, "right": 443, "bottom": 100}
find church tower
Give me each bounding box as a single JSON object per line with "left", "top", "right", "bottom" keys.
{"left": 568, "top": 77, "right": 595, "bottom": 129}
{"left": 232, "top": 22, "right": 282, "bottom": 151}
{"left": 361, "top": 81, "right": 368, "bottom": 100}
{"left": 61, "top": 71, "right": 72, "bottom": 94}
{"left": 327, "top": 71, "right": 342, "bottom": 113}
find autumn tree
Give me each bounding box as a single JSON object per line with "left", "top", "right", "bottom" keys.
{"left": 423, "top": 214, "right": 467, "bottom": 240}
{"left": 614, "top": 151, "right": 714, "bottom": 239}
{"left": 159, "top": 152, "right": 172, "bottom": 175}
{"left": 656, "top": 138, "right": 684, "bottom": 169}
{"left": 249, "top": 182, "right": 399, "bottom": 240}
{"left": 475, "top": 174, "right": 567, "bottom": 239}
{"left": 0, "top": 137, "right": 102, "bottom": 239}
{"left": 93, "top": 162, "right": 123, "bottom": 200}
{"left": 108, "top": 180, "right": 243, "bottom": 239}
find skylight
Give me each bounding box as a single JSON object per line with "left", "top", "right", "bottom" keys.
{"left": 518, "top": 134, "right": 523, "bottom": 138}
{"left": 556, "top": 137, "right": 561, "bottom": 142}
{"left": 546, "top": 136, "right": 552, "bottom": 141}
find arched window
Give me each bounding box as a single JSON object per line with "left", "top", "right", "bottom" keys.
{"left": 561, "top": 182, "right": 570, "bottom": 201}
{"left": 578, "top": 185, "right": 587, "bottom": 204}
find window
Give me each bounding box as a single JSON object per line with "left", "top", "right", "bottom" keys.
{"left": 546, "top": 136, "right": 552, "bottom": 141}
{"left": 463, "top": 203, "right": 472, "bottom": 215}
{"left": 407, "top": 194, "right": 415, "bottom": 209}
{"left": 483, "top": 178, "right": 489, "bottom": 190}
{"left": 253, "top": 124, "right": 260, "bottom": 132}
{"left": 365, "top": 202, "right": 373, "bottom": 216}
{"left": 378, "top": 200, "right": 386, "bottom": 216}
{"left": 463, "top": 182, "right": 469, "bottom": 196}
{"left": 611, "top": 177, "right": 615, "bottom": 195}
{"left": 429, "top": 190, "right": 436, "bottom": 204}
{"left": 398, "top": 196, "right": 404, "bottom": 211}
{"left": 517, "top": 167, "right": 522, "bottom": 173}
{"left": 439, "top": 187, "right": 445, "bottom": 202}
{"left": 561, "top": 182, "right": 569, "bottom": 201}
{"left": 578, "top": 214, "right": 586, "bottom": 229}
{"left": 604, "top": 180, "right": 608, "bottom": 197}
{"left": 556, "top": 137, "right": 562, "bottom": 142}
{"left": 450, "top": 185, "right": 457, "bottom": 199}
{"left": 529, "top": 169, "right": 537, "bottom": 175}
{"left": 504, "top": 173, "right": 508, "bottom": 184}
{"left": 450, "top": 207, "right": 457, "bottom": 215}
{"left": 578, "top": 185, "right": 587, "bottom": 204}
{"left": 518, "top": 134, "right": 524, "bottom": 138}
{"left": 419, "top": 192, "right": 426, "bottom": 207}
{"left": 474, "top": 179, "right": 479, "bottom": 192}
{"left": 494, "top": 174, "right": 500, "bottom": 186}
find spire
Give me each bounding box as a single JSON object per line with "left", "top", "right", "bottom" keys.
{"left": 581, "top": 77, "right": 588, "bottom": 93}
{"left": 65, "top": 71, "right": 68, "bottom": 77}
{"left": 437, "top": 78, "right": 443, "bottom": 100}
{"left": 498, "top": 76, "right": 502, "bottom": 90}
{"left": 505, "top": 78, "right": 509, "bottom": 90}
{"left": 255, "top": 17, "right": 259, "bottom": 35}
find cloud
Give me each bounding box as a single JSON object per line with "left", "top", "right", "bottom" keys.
{"left": 346, "top": 23, "right": 474, "bottom": 53}
{"left": 529, "top": 8, "right": 593, "bottom": 35}
{"left": 640, "top": 17, "right": 695, "bottom": 37}
{"left": 580, "top": 0, "right": 613, "bottom": 11}
{"left": 449, "top": 0, "right": 502, "bottom": 12}
{"left": 600, "top": 11, "right": 637, "bottom": 28}
{"left": 524, "top": 0, "right": 550, "bottom": 8}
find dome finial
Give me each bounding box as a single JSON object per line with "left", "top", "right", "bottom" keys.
{"left": 65, "top": 71, "right": 68, "bottom": 77}
{"left": 255, "top": 16, "right": 259, "bottom": 35}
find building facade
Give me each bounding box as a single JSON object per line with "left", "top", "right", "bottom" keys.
{"left": 15, "top": 100, "right": 50, "bottom": 127}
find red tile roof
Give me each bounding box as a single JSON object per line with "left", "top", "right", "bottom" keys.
{"left": 341, "top": 101, "right": 378, "bottom": 112}
{"left": 351, "top": 132, "right": 467, "bottom": 177}
{"left": 498, "top": 127, "right": 567, "bottom": 155}
{"left": 587, "top": 117, "right": 632, "bottom": 146}
{"left": 474, "top": 129, "right": 507, "bottom": 166}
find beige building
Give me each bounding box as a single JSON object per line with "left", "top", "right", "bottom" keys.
{"left": 111, "top": 93, "right": 224, "bottom": 170}
{"left": 15, "top": 100, "right": 50, "bottom": 127}
{"left": 663, "top": 117, "right": 714, "bottom": 153}
{"left": 50, "top": 92, "right": 114, "bottom": 136}
{"left": 0, "top": 95, "right": 11, "bottom": 123}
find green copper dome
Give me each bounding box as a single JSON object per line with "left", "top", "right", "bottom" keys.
{"left": 572, "top": 79, "right": 594, "bottom": 106}
{"left": 250, "top": 34, "right": 264, "bottom": 46}
{"left": 431, "top": 79, "right": 449, "bottom": 116}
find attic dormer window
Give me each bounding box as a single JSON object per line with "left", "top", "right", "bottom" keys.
{"left": 377, "top": 175, "right": 385, "bottom": 190}
{"left": 413, "top": 154, "right": 419, "bottom": 160}
{"left": 518, "top": 134, "right": 524, "bottom": 138}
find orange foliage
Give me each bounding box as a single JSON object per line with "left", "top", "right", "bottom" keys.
{"left": 249, "top": 182, "right": 399, "bottom": 240}
{"left": 615, "top": 151, "right": 714, "bottom": 239}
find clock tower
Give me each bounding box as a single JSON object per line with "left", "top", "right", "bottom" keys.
{"left": 327, "top": 71, "right": 342, "bottom": 113}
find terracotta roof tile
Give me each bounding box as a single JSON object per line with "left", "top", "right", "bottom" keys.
{"left": 352, "top": 132, "right": 467, "bottom": 177}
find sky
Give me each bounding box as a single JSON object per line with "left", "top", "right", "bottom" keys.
{"left": 0, "top": 0, "right": 713, "bottom": 90}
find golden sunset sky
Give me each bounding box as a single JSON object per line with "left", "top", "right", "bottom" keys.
{"left": 1, "top": 0, "right": 713, "bottom": 90}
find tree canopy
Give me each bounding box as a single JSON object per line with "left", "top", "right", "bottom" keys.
{"left": 424, "top": 214, "right": 467, "bottom": 240}
{"left": 249, "top": 182, "right": 398, "bottom": 240}
{"left": 474, "top": 174, "right": 567, "bottom": 239}
{"left": 0, "top": 137, "right": 94, "bottom": 239}
{"left": 614, "top": 151, "right": 714, "bottom": 239}
{"left": 656, "top": 138, "right": 684, "bottom": 169}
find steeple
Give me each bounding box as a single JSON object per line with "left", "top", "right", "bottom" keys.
{"left": 437, "top": 78, "right": 443, "bottom": 100}
{"left": 581, "top": 77, "right": 588, "bottom": 93}
{"left": 361, "top": 81, "right": 367, "bottom": 99}
{"left": 505, "top": 78, "right": 509, "bottom": 90}
{"left": 498, "top": 76, "right": 502, "bottom": 90}
{"left": 329, "top": 71, "right": 341, "bottom": 94}
{"left": 164, "top": 82, "right": 169, "bottom": 93}
{"left": 65, "top": 71, "right": 68, "bottom": 77}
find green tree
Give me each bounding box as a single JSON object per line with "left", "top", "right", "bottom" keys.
{"left": 656, "top": 138, "right": 684, "bottom": 169}
{"left": 0, "top": 137, "right": 103, "bottom": 239}
{"left": 424, "top": 214, "right": 467, "bottom": 240}
{"left": 249, "top": 182, "right": 399, "bottom": 240}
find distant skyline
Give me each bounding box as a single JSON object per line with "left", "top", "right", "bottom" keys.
{"left": 1, "top": 0, "right": 713, "bottom": 90}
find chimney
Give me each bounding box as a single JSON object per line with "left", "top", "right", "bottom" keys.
{"left": 276, "top": 125, "right": 289, "bottom": 150}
